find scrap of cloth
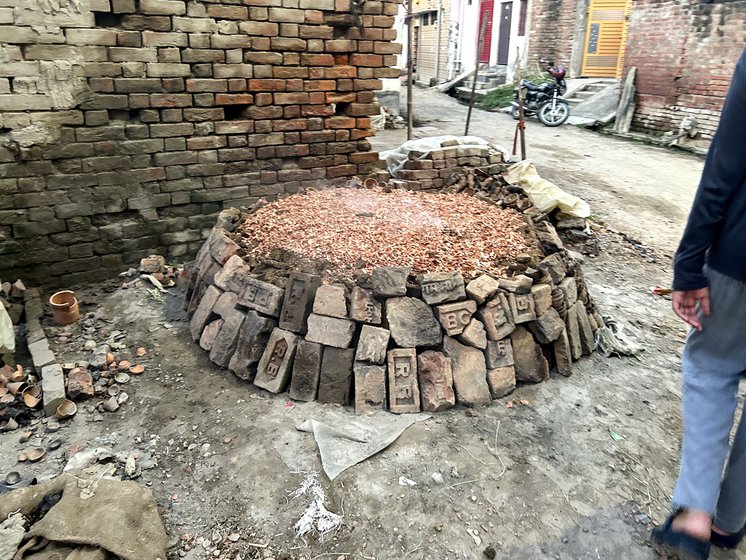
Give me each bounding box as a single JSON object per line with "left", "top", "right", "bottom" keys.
{"left": 0, "top": 475, "right": 168, "bottom": 560}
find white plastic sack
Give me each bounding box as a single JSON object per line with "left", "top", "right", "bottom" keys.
{"left": 503, "top": 159, "right": 591, "bottom": 219}
{"left": 379, "top": 135, "right": 510, "bottom": 177}
{"left": 0, "top": 303, "right": 14, "bottom": 363}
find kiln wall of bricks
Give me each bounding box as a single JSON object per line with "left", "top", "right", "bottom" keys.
{"left": 623, "top": 0, "right": 746, "bottom": 142}
{"left": 184, "top": 207, "right": 602, "bottom": 414}
{"left": 0, "top": 0, "right": 400, "bottom": 286}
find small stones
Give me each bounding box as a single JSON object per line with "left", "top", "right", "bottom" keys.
{"left": 372, "top": 267, "right": 410, "bottom": 297}
{"left": 420, "top": 271, "right": 466, "bottom": 305}
{"left": 436, "top": 300, "right": 477, "bottom": 336}
{"left": 312, "top": 284, "right": 348, "bottom": 319}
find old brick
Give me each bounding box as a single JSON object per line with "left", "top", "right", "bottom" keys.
{"left": 318, "top": 347, "right": 354, "bottom": 405}
{"left": 228, "top": 310, "right": 276, "bottom": 381}
{"left": 354, "top": 363, "right": 386, "bottom": 414}
{"left": 443, "top": 336, "right": 491, "bottom": 407}
{"left": 417, "top": 350, "right": 456, "bottom": 412}
{"left": 387, "top": 348, "right": 420, "bottom": 413}
{"left": 289, "top": 340, "right": 323, "bottom": 401}
{"left": 254, "top": 328, "right": 300, "bottom": 393}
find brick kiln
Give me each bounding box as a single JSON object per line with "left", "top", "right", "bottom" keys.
{"left": 184, "top": 181, "right": 600, "bottom": 415}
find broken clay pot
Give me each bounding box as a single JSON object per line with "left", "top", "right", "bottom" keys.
{"left": 54, "top": 399, "right": 77, "bottom": 420}
{"left": 49, "top": 290, "right": 79, "bottom": 326}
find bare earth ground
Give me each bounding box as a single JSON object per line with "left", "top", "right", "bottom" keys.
{"left": 4, "top": 89, "right": 744, "bottom": 560}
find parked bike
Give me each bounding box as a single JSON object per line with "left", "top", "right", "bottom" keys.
{"left": 511, "top": 62, "right": 569, "bottom": 127}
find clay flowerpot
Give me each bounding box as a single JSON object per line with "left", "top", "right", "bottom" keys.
{"left": 0, "top": 394, "right": 13, "bottom": 404}
{"left": 22, "top": 391, "right": 40, "bottom": 409}
{"left": 107, "top": 385, "right": 121, "bottom": 397}
{"left": 54, "top": 399, "right": 77, "bottom": 420}
{"left": 0, "top": 418, "right": 18, "bottom": 432}
{"left": 0, "top": 387, "right": 7, "bottom": 398}
{"left": 27, "top": 448, "right": 46, "bottom": 463}
{"left": 7, "top": 382, "right": 27, "bottom": 396}
{"left": 49, "top": 290, "right": 80, "bottom": 326}
{"left": 114, "top": 372, "right": 130, "bottom": 384}
{"left": 129, "top": 365, "right": 145, "bottom": 375}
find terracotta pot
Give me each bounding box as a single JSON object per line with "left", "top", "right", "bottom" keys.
{"left": 54, "top": 399, "right": 77, "bottom": 420}
{"left": 7, "top": 381, "right": 26, "bottom": 396}
{"left": 49, "top": 290, "right": 79, "bottom": 325}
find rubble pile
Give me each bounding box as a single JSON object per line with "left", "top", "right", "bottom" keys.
{"left": 184, "top": 183, "right": 602, "bottom": 414}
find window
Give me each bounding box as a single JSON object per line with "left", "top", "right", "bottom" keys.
{"left": 518, "top": 0, "right": 528, "bottom": 36}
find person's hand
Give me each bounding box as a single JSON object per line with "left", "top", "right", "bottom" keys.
{"left": 672, "top": 288, "right": 710, "bottom": 331}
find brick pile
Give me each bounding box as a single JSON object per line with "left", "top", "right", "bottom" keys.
{"left": 184, "top": 194, "right": 602, "bottom": 415}
{"left": 0, "top": 0, "right": 400, "bottom": 286}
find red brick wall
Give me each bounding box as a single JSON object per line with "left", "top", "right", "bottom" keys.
{"left": 527, "top": 0, "right": 578, "bottom": 71}
{"left": 624, "top": 0, "right": 746, "bottom": 141}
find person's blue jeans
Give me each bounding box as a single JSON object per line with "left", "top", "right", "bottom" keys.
{"left": 673, "top": 267, "right": 746, "bottom": 532}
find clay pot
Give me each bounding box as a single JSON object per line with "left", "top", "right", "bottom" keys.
{"left": 22, "top": 391, "right": 40, "bottom": 409}
{"left": 5, "top": 471, "right": 20, "bottom": 486}
{"left": 129, "top": 365, "right": 145, "bottom": 375}
{"left": 114, "top": 372, "right": 130, "bottom": 384}
{"left": 27, "top": 448, "right": 46, "bottom": 463}
{"left": 49, "top": 290, "right": 80, "bottom": 326}
{"left": 7, "top": 382, "right": 27, "bottom": 396}
{"left": 107, "top": 385, "right": 121, "bottom": 397}
{"left": 0, "top": 387, "right": 7, "bottom": 398}
{"left": 103, "top": 396, "right": 119, "bottom": 412}
{"left": 10, "top": 365, "right": 24, "bottom": 382}
{"left": 118, "top": 360, "right": 131, "bottom": 371}
{"left": 0, "top": 418, "right": 18, "bottom": 432}
{"left": 0, "top": 394, "right": 13, "bottom": 404}
{"left": 54, "top": 399, "right": 77, "bottom": 420}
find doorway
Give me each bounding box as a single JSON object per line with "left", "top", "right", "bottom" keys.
{"left": 497, "top": 2, "right": 512, "bottom": 65}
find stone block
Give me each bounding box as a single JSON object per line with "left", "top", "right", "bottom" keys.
{"left": 228, "top": 311, "right": 276, "bottom": 381}
{"left": 67, "top": 367, "right": 94, "bottom": 400}
{"left": 458, "top": 319, "right": 487, "bottom": 350}
{"left": 214, "top": 256, "right": 284, "bottom": 317}
{"left": 465, "top": 274, "right": 500, "bottom": 304}
{"left": 318, "top": 347, "right": 354, "bottom": 405}
{"left": 355, "top": 325, "right": 390, "bottom": 365}
{"left": 209, "top": 308, "right": 247, "bottom": 367}
{"left": 508, "top": 293, "right": 537, "bottom": 324}
{"left": 349, "top": 287, "right": 382, "bottom": 325}
{"left": 387, "top": 348, "right": 420, "bottom": 413}
{"left": 305, "top": 314, "right": 356, "bottom": 348}
{"left": 510, "top": 326, "right": 549, "bottom": 384}
{"left": 420, "top": 271, "right": 466, "bottom": 305}
{"left": 200, "top": 319, "right": 224, "bottom": 352}
{"left": 531, "top": 284, "right": 553, "bottom": 316}
{"left": 486, "top": 367, "right": 516, "bottom": 398}
{"left": 189, "top": 285, "right": 222, "bottom": 341}
{"left": 313, "top": 284, "right": 348, "bottom": 318}
{"left": 41, "top": 363, "right": 66, "bottom": 417}
{"left": 565, "top": 304, "right": 582, "bottom": 361}
{"left": 559, "top": 277, "right": 578, "bottom": 307}
{"left": 254, "top": 328, "right": 300, "bottom": 394}
{"left": 279, "top": 271, "right": 321, "bottom": 334}
{"left": 212, "top": 291, "right": 239, "bottom": 318}
{"left": 436, "top": 300, "right": 477, "bottom": 336}
{"left": 207, "top": 227, "right": 240, "bottom": 264}
{"left": 417, "top": 350, "right": 455, "bottom": 412}
{"left": 354, "top": 363, "right": 387, "bottom": 414}
{"left": 289, "top": 340, "right": 323, "bottom": 401}
{"left": 385, "top": 297, "right": 441, "bottom": 348}
{"left": 372, "top": 266, "right": 409, "bottom": 297}
{"left": 554, "top": 327, "right": 573, "bottom": 377}
{"left": 485, "top": 339, "right": 514, "bottom": 369}
{"left": 527, "top": 307, "right": 565, "bottom": 344}
{"left": 478, "top": 293, "right": 514, "bottom": 341}
{"left": 29, "top": 339, "right": 56, "bottom": 370}
{"left": 539, "top": 253, "right": 567, "bottom": 284}
{"left": 499, "top": 275, "right": 533, "bottom": 294}
{"left": 442, "top": 337, "right": 490, "bottom": 407}
{"left": 576, "top": 304, "right": 595, "bottom": 356}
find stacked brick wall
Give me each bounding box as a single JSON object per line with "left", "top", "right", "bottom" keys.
{"left": 0, "top": 0, "right": 401, "bottom": 286}
{"left": 526, "top": 0, "right": 577, "bottom": 71}
{"left": 622, "top": 0, "right": 746, "bottom": 141}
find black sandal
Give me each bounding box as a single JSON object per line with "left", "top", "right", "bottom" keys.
{"left": 711, "top": 524, "right": 746, "bottom": 549}
{"left": 651, "top": 514, "right": 710, "bottom": 560}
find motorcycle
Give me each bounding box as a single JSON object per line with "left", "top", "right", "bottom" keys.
{"left": 510, "top": 62, "right": 570, "bottom": 127}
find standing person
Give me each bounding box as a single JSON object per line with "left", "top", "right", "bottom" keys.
{"left": 652, "top": 48, "right": 746, "bottom": 560}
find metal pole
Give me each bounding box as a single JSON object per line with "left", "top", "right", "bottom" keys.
{"left": 516, "top": 46, "right": 527, "bottom": 160}
{"left": 434, "top": 0, "right": 443, "bottom": 83}
{"left": 407, "top": 0, "right": 414, "bottom": 140}
{"left": 465, "top": 16, "right": 488, "bottom": 136}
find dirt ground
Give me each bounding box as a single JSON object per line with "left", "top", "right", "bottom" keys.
{"left": 4, "top": 88, "right": 744, "bottom": 560}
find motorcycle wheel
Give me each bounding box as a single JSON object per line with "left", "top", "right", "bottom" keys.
{"left": 538, "top": 100, "right": 570, "bottom": 127}
{"left": 510, "top": 105, "right": 520, "bottom": 120}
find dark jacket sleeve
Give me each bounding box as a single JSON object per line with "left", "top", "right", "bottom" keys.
{"left": 673, "top": 48, "right": 746, "bottom": 291}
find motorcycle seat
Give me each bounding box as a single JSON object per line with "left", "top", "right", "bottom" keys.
{"left": 523, "top": 82, "right": 541, "bottom": 91}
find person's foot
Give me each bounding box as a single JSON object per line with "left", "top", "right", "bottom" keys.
{"left": 651, "top": 513, "right": 710, "bottom": 560}
{"left": 710, "top": 524, "right": 746, "bottom": 549}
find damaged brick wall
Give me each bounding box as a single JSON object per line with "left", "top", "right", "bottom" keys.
{"left": 623, "top": 0, "right": 746, "bottom": 141}
{"left": 526, "top": 0, "right": 577, "bottom": 71}
{"left": 0, "top": 0, "right": 401, "bottom": 286}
